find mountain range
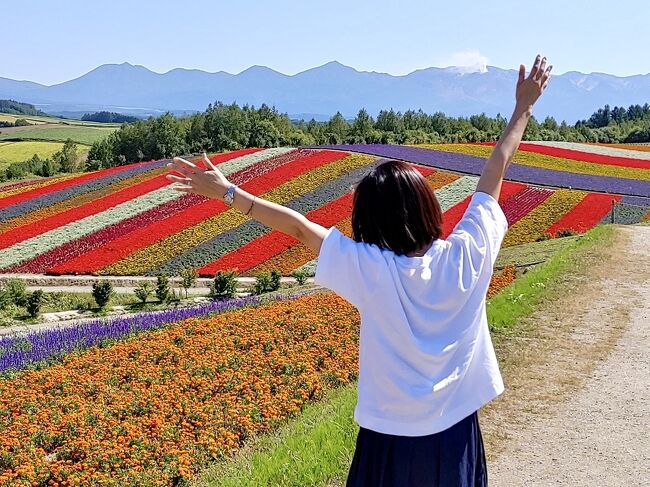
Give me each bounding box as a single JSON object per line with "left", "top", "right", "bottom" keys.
{"left": 1, "top": 61, "right": 649, "bottom": 123}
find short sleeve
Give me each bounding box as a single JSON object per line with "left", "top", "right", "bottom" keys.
{"left": 445, "top": 191, "right": 509, "bottom": 293}
{"left": 313, "top": 227, "right": 383, "bottom": 308}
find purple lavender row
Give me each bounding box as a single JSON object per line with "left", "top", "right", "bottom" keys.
{"left": 317, "top": 144, "right": 650, "bottom": 198}
{"left": 0, "top": 159, "right": 168, "bottom": 223}
{"left": 0, "top": 289, "right": 318, "bottom": 374}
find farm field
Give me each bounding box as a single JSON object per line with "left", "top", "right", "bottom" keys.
{"left": 1, "top": 143, "right": 646, "bottom": 278}
{"left": 0, "top": 125, "right": 115, "bottom": 146}
{"left": 0, "top": 141, "right": 72, "bottom": 168}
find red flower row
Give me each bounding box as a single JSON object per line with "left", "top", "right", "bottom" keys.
{"left": 545, "top": 192, "right": 623, "bottom": 235}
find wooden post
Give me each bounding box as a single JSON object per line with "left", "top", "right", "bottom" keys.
{"left": 611, "top": 199, "right": 615, "bottom": 224}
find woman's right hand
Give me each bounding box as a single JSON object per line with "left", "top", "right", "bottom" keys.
{"left": 515, "top": 54, "right": 552, "bottom": 110}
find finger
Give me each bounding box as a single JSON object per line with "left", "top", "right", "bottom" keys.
{"left": 536, "top": 57, "right": 547, "bottom": 81}
{"left": 540, "top": 65, "right": 553, "bottom": 85}
{"left": 168, "top": 163, "right": 195, "bottom": 177}
{"left": 170, "top": 159, "right": 198, "bottom": 175}
{"left": 171, "top": 184, "right": 195, "bottom": 193}
{"left": 518, "top": 64, "right": 525, "bottom": 84}
{"left": 166, "top": 174, "right": 191, "bottom": 183}
{"left": 529, "top": 54, "right": 542, "bottom": 79}
{"left": 542, "top": 75, "right": 552, "bottom": 91}
{"left": 203, "top": 152, "right": 218, "bottom": 172}
{"left": 173, "top": 157, "right": 199, "bottom": 171}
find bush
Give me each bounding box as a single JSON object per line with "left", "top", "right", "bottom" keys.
{"left": 134, "top": 281, "right": 153, "bottom": 304}
{"left": 556, "top": 228, "right": 578, "bottom": 238}
{"left": 14, "top": 118, "right": 31, "bottom": 127}
{"left": 536, "top": 233, "right": 553, "bottom": 242}
{"left": 92, "top": 280, "right": 114, "bottom": 309}
{"left": 180, "top": 267, "right": 198, "bottom": 299}
{"left": 3, "top": 279, "right": 28, "bottom": 308}
{"left": 210, "top": 270, "right": 238, "bottom": 300}
{"left": 291, "top": 268, "right": 309, "bottom": 285}
{"left": 155, "top": 273, "right": 170, "bottom": 303}
{"left": 26, "top": 290, "right": 44, "bottom": 318}
{"left": 252, "top": 270, "right": 282, "bottom": 295}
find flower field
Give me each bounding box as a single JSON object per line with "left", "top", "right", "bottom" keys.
{"left": 0, "top": 271, "right": 526, "bottom": 485}
{"left": 0, "top": 143, "right": 646, "bottom": 278}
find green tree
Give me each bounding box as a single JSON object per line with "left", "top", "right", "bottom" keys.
{"left": 210, "top": 270, "right": 238, "bottom": 300}
{"left": 92, "top": 280, "right": 114, "bottom": 309}
{"left": 26, "top": 290, "right": 44, "bottom": 318}
{"left": 180, "top": 267, "right": 198, "bottom": 299}
{"left": 134, "top": 281, "right": 153, "bottom": 304}
{"left": 155, "top": 273, "right": 170, "bottom": 303}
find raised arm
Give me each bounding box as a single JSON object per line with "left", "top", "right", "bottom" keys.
{"left": 475, "top": 54, "right": 552, "bottom": 201}
{"left": 165, "top": 154, "right": 328, "bottom": 254}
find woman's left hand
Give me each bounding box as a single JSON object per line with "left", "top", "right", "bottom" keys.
{"left": 166, "top": 152, "right": 231, "bottom": 200}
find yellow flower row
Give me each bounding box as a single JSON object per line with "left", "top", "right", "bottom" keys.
{"left": 502, "top": 189, "right": 586, "bottom": 247}
{"left": 415, "top": 144, "right": 650, "bottom": 181}
{"left": 0, "top": 174, "right": 79, "bottom": 199}
{"left": 102, "top": 154, "right": 376, "bottom": 275}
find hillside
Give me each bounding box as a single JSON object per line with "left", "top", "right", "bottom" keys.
{"left": 0, "top": 143, "right": 647, "bottom": 278}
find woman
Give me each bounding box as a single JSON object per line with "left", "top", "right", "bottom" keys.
{"left": 166, "top": 54, "right": 552, "bottom": 486}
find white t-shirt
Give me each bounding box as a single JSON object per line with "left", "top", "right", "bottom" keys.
{"left": 314, "top": 190, "right": 509, "bottom": 436}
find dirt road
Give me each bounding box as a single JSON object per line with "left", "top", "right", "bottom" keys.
{"left": 487, "top": 224, "right": 650, "bottom": 486}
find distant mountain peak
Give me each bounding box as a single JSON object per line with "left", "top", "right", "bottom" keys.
{"left": 1, "top": 61, "right": 648, "bottom": 124}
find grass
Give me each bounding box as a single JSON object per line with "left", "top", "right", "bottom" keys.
{"left": 0, "top": 126, "right": 115, "bottom": 145}
{"left": 0, "top": 141, "right": 66, "bottom": 166}
{"left": 190, "top": 223, "right": 616, "bottom": 487}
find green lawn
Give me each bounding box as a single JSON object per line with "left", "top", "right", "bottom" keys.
{"left": 0, "top": 112, "right": 122, "bottom": 127}
{"left": 495, "top": 235, "right": 581, "bottom": 270}
{"left": 190, "top": 224, "right": 616, "bottom": 487}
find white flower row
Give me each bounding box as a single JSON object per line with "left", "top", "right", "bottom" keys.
{"left": 527, "top": 141, "right": 650, "bottom": 160}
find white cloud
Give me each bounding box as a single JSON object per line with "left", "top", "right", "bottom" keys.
{"left": 442, "top": 49, "right": 490, "bottom": 74}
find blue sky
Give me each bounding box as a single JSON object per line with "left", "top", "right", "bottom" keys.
{"left": 5, "top": 0, "right": 649, "bottom": 85}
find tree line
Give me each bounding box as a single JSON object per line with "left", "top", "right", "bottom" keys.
{"left": 85, "top": 101, "right": 650, "bottom": 169}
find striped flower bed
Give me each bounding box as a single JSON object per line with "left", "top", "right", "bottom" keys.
{"left": 0, "top": 144, "right": 644, "bottom": 278}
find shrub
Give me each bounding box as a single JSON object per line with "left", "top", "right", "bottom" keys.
{"left": 291, "top": 269, "right": 309, "bottom": 285}
{"left": 92, "top": 280, "right": 114, "bottom": 309}
{"left": 556, "top": 228, "right": 578, "bottom": 238}
{"left": 134, "top": 281, "right": 153, "bottom": 304}
{"left": 536, "top": 233, "right": 553, "bottom": 242}
{"left": 155, "top": 273, "right": 170, "bottom": 303}
{"left": 210, "top": 270, "right": 238, "bottom": 300}
{"left": 180, "top": 267, "right": 198, "bottom": 299}
{"left": 3, "top": 279, "right": 28, "bottom": 308}
{"left": 252, "top": 270, "right": 282, "bottom": 295}
{"left": 26, "top": 290, "right": 44, "bottom": 318}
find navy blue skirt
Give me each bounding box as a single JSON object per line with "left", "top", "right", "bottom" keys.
{"left": 345, "top": 411, "right": 487, "bottom": 487}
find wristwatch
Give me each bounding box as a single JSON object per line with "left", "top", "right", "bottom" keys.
{"left": 223, "top": 184, "right": 237, "bottom": 206}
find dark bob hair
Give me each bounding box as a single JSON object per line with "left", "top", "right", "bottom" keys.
{"left": 351, "top": 160, "right": 443, "bottom": 256}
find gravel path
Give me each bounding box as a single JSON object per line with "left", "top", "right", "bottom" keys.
{"left": 489, "top": 225, "right": 650, "bottom": 486}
